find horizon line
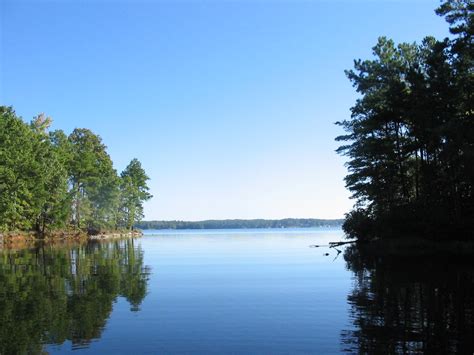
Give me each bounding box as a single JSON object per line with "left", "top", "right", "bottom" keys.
{"left": 140, "top": 217, "right": 345, "bottom": 222}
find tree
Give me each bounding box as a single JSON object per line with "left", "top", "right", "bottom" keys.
{"left": 0, "top": 107, "right": 37, "bottom": 231}
{"left": 67, "top": 129, "right": 120, "bottom": 231}
{"left": 29, "top": 114, "right": 70, "bottom": 235}
{"left": 0, "top": 106, "right": 152, "bottom": 235}
{"left": 119, "top": 159, "right": 152, "bottom": 230}
{"left": 336, "top": 0, "right": 474, "bottom": 240}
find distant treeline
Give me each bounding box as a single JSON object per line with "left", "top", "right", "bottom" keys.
{"left": 0, "top": 107, "right": 152, "bottom": 235}
{"left": 135, "top": 218, "right": 343, "bottom": 230}
{"left": 337, "top": 1, "right": 474, "bottom": 240}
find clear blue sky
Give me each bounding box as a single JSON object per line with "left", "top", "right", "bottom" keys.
{"left": 1, "top": 0, "right": 449, "bottom": 221}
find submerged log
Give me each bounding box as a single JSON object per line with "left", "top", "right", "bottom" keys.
{"left": 309, "top": 240, "right": 358, "bottom": 248}
{"left": 329, "top": 240, "right": 357, "bottom": 247}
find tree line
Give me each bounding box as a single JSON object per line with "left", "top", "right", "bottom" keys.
{"left": 136, "top": 218, "right": 343, "bottom": 230}
{"left": 337, "top": 0, "right": 473, "bottom": 240}
{"left": 0, "top": 106, "right": 152, "bottom": 235}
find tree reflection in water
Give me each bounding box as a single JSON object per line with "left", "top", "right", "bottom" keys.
{"left": 342, "top": 243, "right": 474, "bottom": 354}
{"left": 0, "top": 239, "right": 150, "bottom": 354}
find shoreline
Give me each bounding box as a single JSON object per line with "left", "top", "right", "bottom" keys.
{"left": 349, "top": 237, "right": 474, "bottom": 257}
{"left": 0, "top": 230, "right": 143, "bottom": 249}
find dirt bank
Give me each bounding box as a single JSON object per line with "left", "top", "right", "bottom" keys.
{"left": 0, "top": 229, "right": 143, "bottom": 249}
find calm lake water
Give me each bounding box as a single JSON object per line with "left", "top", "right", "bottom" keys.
{"left": 1, "top": 228, "right": 473, "bottom": 354}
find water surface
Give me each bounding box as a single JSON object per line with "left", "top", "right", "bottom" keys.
{"left": 1, "top": 228, "right": 473, "bottom": 353}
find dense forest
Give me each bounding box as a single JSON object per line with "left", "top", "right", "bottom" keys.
{"left": 0, "top": 107, "right": 152, "bottom": 235}
{"left": 135, "top": 218, "right": 343, "bottom": 230}
{"left": 337, "top": 0, "right": 473, "bottom": 241}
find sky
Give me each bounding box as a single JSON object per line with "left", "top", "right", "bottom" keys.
{"left": 1, "top": 0, "right": 450, "bottom": 221}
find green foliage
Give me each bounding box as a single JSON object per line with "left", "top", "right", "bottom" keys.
{"left": 68, "top": 128, "right": 122, "bottom": 231}
{"left": 119, "top": 159, "right": 152, "bottom": 230}
{"left": 0, "top": 108, "right": 69, "bottom": 233}
{"left": 341, "top": 210, "right": 374, "bottom": 241}
{"left": 0, "top": 107, "right": 152, "bottom": 234}
{"left": 0, "top": 107, "right": 37, "bottom": 231}
{"left": 337, "top": 0, "right": 474, "bottom": 240}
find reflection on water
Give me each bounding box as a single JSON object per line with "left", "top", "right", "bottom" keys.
{"left": 0, "top": 239, "right": 149, "bottom": 354}
{"left": 2, "top": 231, "right": 473, "bottom": 353}
{"left": 342, "top": 243, "right": 474, "bottom": 354}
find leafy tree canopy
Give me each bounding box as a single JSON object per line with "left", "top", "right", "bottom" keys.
{"left": 337, "top": 0, "right": 473, "bottom": 240}
{"left": 0, "top": 107, "right": 152, "bottom": 234}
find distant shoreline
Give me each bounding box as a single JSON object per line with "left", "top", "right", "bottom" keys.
{"left": 135, "top": 218, "right": 344, "bottom": 230}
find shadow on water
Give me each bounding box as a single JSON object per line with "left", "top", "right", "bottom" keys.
{"left": 0, "top": 239, "right": 150, "bottom": 354}
{"left": 341, "top": 242, "right": 474, "bottom": 354}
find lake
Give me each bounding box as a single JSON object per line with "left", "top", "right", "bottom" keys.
{"left": 0, "top": 228, "right": 472, "bottom": 354}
